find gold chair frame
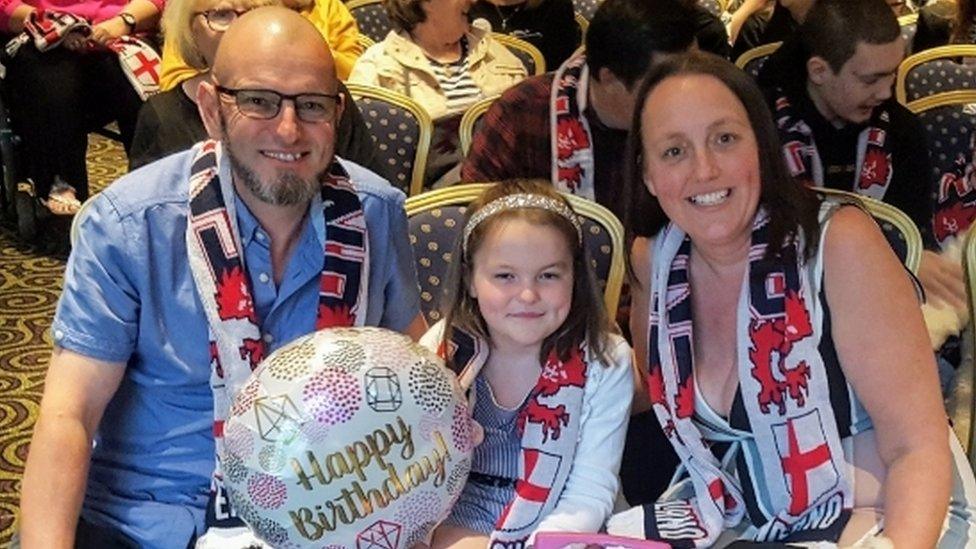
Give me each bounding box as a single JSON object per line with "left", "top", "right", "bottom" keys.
{"left": 896, "top": 44, "right": 976, "bottom": 106}
{"left": 575, "top": 11, "right": 589, "bottom": 37}
{"left": 815, "top": 187, "right": 922, "bottom": 274}
{"left": 734, "top": 41, "right": 782, "bottom": 72}
{"left": 345, "top": 83, "right": 433, "bottom": 197}
{"left": 404, "top": 182, "right": 626, "bottom": 317}
{"left": 491, "top": 32, "right": 546, "bottom": 76}
{"left": 961, "top": 222, "right": 976, "bottom": 466}
{"left": 906, "top": 88, "right": 976, "bottom": 124}
{"left": 458, "top": 95, "right": 499, "bottom": 158}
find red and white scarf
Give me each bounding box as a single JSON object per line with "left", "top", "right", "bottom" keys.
{"left": 933, "top": 132, "right": 976, "bottom": 248}
{"left": 550, "top": 54, "right": 595, "bottom": 200}
{"left": 436, "top": 323, "right": 587, "bottom": 548}
{"left": 642, "top": 207, "right": 852, "bottom": 545}
{"left": 774, "top": 91, "right": 893, "bottom": 201}
{"left": 4, "top": 10, "right": 160, "bottom": 99}
{"left": 185, "top": 140, "right": 369, "bottom": 532}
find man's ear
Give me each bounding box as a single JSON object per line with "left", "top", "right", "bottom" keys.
{"left": 197, "top": 81, "right": 223, "bottom": 139}
{"left": 806, "top": 55, "right": 832, "bottom": 86}
{"left": 335, "top": 91, "right": 346, "bottom": 124}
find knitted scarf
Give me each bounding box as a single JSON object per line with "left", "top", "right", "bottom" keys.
{"left": 933, "top": 132, "right": 976, "bottom": 248}
{"left": 643, "top": 209, "right": 852, "bottom": 546}
{"left": 4, "top": 10, "right": 160, "bottom": 99}
{"left": 185, "top": 140, "right": 369, "bottom": 531}
{"left": 438, "top": 324, "right": 587, "bottom": 548}
{"left": 550, "top": 54, "right": 595, "bottom": 199}
{"left": 773, "top": 90, "right": 893, "bottom": 200}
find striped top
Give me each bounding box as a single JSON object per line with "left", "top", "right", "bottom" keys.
{"left": 427, "top": 36, "right": 483, "bottom": 115}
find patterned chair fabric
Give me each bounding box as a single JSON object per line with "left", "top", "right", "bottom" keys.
{"left": 697, "top": 0, "right": 723, "bottom": 17}
{"left": 815, "top": 187, "right": 922, "bottom": 274}
{"left": 914, "top": 100, "right": 976, "bottom": 183}
{"left": 459, "top": 95, "right": 499, "bottom": 157}
{"left": 404, "top": 183, "right": 625, "bottom": 325}
{"left": 573, "top": 0, "right": 601, "bottom": 21}
{"left": 734, "top": 42, "right": 781, "bottom": 80}
{"left": 345, "top": 0, "right": 393, "bottom": 44}
{"left": 345, "top": 83, "right": 433, "bottom": 196}
{"left": 491, "top": 33, "right": 545, "bottom": 75}
{"left": 896, "top": 45, "right": 976, "bottom": 105}
{"left": 899, "top": 13, "right": 918, "bottom": 55}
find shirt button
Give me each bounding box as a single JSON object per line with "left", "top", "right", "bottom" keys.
{"left": 255, "top": 232, "right": 266, "bottom": 242}
{"left": 263, "top": 333, "right": 274, "bottom": 344}
{"left": 258, "top": 272, "right": 270, "bottom": 284}
{"left": 54, "top": 330, "right": 64, "bottom": 340}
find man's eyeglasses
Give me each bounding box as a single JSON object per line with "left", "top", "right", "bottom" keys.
{"left": 215, "top": 86, "right": 342, "bottom": 123}
{"left": 194, "top": 8, "right": 250, "bottom": 32}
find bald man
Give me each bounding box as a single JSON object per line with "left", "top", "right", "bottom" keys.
{"left": 17, "top": 7, "right": 424, "bottom": 548}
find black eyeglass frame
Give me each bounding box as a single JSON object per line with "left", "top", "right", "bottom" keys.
{"left": 214, "top": 85, "right": 343, "bottom": 123}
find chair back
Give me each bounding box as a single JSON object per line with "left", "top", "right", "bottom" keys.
{"left": 697, "top": 0, "right": 724, "bottom": 17}
{"left": 899, "top": 13, "right": 919, "bottom": 55}
{"left": 910, "top": 89, "right": 976, "bottom": 187}
{"left": 345, "top": 0, "right": 393, "bottom": 43}
{"left": 896, "top": 45, "right": 976, "bottom": 105}
{"left": 815, "top": 187, "right": 922, "bottom": 273}
{"left": 734, "top": 41, "right": 781, "bottom": 79}
{"left": 959, "top": 222, "right": 976, "bottom": 467}
{"left": 345, "top": 83, "right": 433, "bottom": 196}
{"left": 575, "top": 11, "right": 589, "bottom": 38}
{"left": 491, "top": 33, "right": 545, "bottom": 75}
{"left": 404, "top": 183, "right": 625, "bottom": 325}
{"left": 573, "top": 0, "right": 601, "bottom": 21}
{"left": 459, "top": 95, "right": 498, "bottom": 157}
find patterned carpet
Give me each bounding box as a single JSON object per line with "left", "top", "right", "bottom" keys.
{"left": 0, "top": 133, "right": 126, "bottom": 544}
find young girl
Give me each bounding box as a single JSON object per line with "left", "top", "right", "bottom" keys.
{"left": 420, "top": 180, "right": 634, "bottom": 547}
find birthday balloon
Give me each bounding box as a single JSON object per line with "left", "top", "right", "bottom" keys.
{"left": 221, "top": 327, "right": 474, "bottom": 548}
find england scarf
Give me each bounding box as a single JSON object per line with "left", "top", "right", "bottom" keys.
{"left": 641, "top": 207, "right": 853, "bottom": 546}
{"left": 774, "top": 91, "right": 893, "bottom": 201}
{"left": 437, "top": 324, "right": 587, "bottom": 548}
{"left": 550, "top": 53, "right": 595, "bottom": 199}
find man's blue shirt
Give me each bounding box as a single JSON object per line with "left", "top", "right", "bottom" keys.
{"left": 51, "top": 147, "right": 421, "bottom": 548}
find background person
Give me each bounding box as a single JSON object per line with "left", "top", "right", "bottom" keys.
{"left": 0, "top": 0, "right": 163, "bottom": 215}
{"left": 127, "top": 0, "right": 385, "bottom": 178}
{"left": 349, "top": 0, "right": 527, "bottom": 186}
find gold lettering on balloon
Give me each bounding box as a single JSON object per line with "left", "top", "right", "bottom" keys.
{"left": 287, "top": 416, "right": 454, "bottom": 541}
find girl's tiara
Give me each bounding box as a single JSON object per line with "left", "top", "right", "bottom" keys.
{"left": 463, "top": 193, "right": 583, "bottom": 252}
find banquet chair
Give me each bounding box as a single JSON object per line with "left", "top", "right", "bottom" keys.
{"left": 960, "top": 222, "right": 976, "bottom": 468}
{"left": 573, "top": 0, "right": 601, "bottom": 21}
{"left": 815, "top": 187, "right": 922, "bottom": 274}
{"left": 896, "top": 44, "right": 976, "bottom": 105}
{"left": 404, "top": 182, "right": 624, "bottom": 325}
{"left": 908, "top": 90, "right": 976, "bottom": 219}
{"left": 459, "top": 95, "right": 499, "bottom": 157}
{"left": 697, "top": 0, "right": 724, "bottom": 17}
{"left": 491, "top": 33, "right": 546, "bottom": 76}
{"left": 734, "top": 41, "right": 782, "bottom": 80}
{"left": 345, "top": 0, "right": 392, "bottom": 44}
{"left": 345, "top": 83, "right": 433, "bottom": 197}
{"left": 898, "top": 12, "right": 919, "bottom": 55}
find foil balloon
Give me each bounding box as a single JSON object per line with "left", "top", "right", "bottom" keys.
{"left": 222, "top": 327, "right": 474, "bottom": 548}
